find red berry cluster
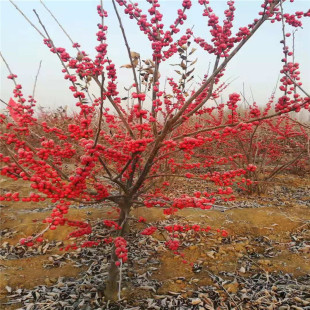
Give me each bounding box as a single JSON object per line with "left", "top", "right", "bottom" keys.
{"left": 114, "top": 237, "right": 128, "bottom": 266}
{"left": 141, "top": 226, "right": 157, "bottom": 235}
{"left": 103, "top": 220, "right": 122, "bottom": 230}
{"left": 165, "top": 239, "right": 180, "bottom": 251}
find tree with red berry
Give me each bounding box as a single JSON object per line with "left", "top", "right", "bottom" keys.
{"left": 1, "top": 0, "right": 309, "bottom": 300}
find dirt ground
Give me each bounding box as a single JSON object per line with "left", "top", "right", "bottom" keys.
{"left": 0, "top": 174, "right": 309, "bottom": 308}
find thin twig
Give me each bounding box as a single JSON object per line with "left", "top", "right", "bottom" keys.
{"left": 33, "top": 9, "right": 84, "bottom": 108}
{"left": 40, "top": 0, "right": 77, "bottom": 47}
{"left": 283, "top": 72, "right": 310, "bottom": 98}
{"left": 9, "top": 0, "right": 46, "bottom": 38}
{"left": 0, "top": 51, "right": 17, "bottom": 87}
{"left": 32, "top": 60, "right": 42, "bottom": 99}
{"left": 118, "top": 261, "right": 123, "bottom": 300}
{"left": 111, "top": 0, "right": 141, "bottom": 102}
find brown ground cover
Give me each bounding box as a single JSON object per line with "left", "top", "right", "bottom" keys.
{"left": 0, "top": 174, "right": 309, "bottom": 309}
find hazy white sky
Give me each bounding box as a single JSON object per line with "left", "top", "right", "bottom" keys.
{"left": 1, "top": 0, "right": 310, "bottom": 115}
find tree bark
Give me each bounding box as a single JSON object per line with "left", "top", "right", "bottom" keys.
{"left": 104, "top": 245, "right": 120, "bottom": 301}
{"left": 104, "top": 201, "right": 131, "bottom": 300}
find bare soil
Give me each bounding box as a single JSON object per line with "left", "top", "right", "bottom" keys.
{"left": 0, "top": 174, "right": 309, "bottom": 309}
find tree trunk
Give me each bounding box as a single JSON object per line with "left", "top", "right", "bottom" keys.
{"left": 104, "top": 246, "right": 120, "bottom": 301}
{"left": 118, "top": 205, "right": 130, "bottom": 235}
{"left": 104, "top": 201, "right": 131, "bottom": 301}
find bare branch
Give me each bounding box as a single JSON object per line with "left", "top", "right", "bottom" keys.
{"left": 9, "top": 0, "right": 46, "bottom": 38}
{"left": 40, "top": 0, "right": 76, "bottom": 47}
{"left": 32, "top": 60, "right": 42, "bottom": 99}
{"left": 0, "top": 51, "right": 17, "bottom": 87}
